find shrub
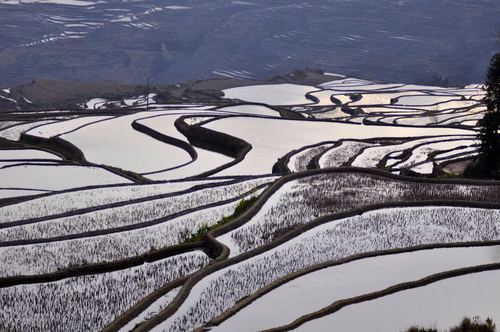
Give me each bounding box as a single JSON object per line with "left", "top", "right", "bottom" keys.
{"left": 407, "top": 317, "right": 496, "bottom": 332}
{"left": 186, "top": 196, "right": 258, "bottom": 243}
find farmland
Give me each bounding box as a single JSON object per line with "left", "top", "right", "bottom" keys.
{"left": 0, "top": 73, "right": 499, "bottom": 331}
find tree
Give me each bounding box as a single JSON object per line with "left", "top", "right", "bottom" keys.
{"left": 476, "top": 52, "right": 500, "bottom": 177}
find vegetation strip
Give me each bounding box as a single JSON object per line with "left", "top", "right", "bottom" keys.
{"left": 0, "top": 183, "right": 270, "bottom": 246}
{"left": 0, "top": 178, "right": 247, "bottom": 228}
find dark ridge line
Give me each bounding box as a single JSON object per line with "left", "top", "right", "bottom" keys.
{"left": 304, "top": 88, "right": 352, "bottom": 106}
{"left": 262, "top": 262, "right": 500, "bottom": 332}
{"left": 0, "top": 174, "right": 273, "bottom": 209}
{"left": 305, "top": 92, "right": 320, "bottom": 104}
{"left": 434, "top": 112, "right": 483, "bottom": 126}
{"left": 0, "top": 122, "right": 27, "bottom": 133}
{"left": 0, "top": 176, "right": 258, "bottom": 228}
{"left": 307, "top": 105, "right": 342, "bottom": 116}
{"left": 196, "top": 113, "right": 476, "bottom": 177}
{"left": 374, "top": 105, "right": 449, "bottom": 112}
{"left": 0, "top": 137, "right": 30, "bottom": 149}
{"left": 4, "top": 119, "right": 60, "bottom": 138}
{"left": 392, "top": 147, "right": 477, "bottom": 175}
{"left": 311, "top": 87, "right": 441, "bottom": 97}
{"left": 106, "top": 276, "right": 189, "bottom": 332}
{"left": 390, "top": 110, "right": 480, "bottom": 128}
{"left": 0, "top": 160, "right": 74, "bottom": 170}
{"left": 0, "top": 157, "right": 66, "bottom": 163}
{"left": 131, "top": 115, "right": 197, "bottom": 160}
{"left": 215, "top": 97, "right": 313, "bottom": 120}
{"left": 205, "top": 113, "right": 476, "bottom": 136}
{"left": 384, "top": 137, "right": 476, "bottom": 171}
{"left": 186, "top": 114, "right": 230, "bottom": 128}
{"left": 189, "top": 113, "right": 241, "bottom": 127}
{"left": 278, "top": 135, "right": 469, "bottom": 174}
{"left": 361, "top": 117, "right": 473, "bottom": 131}
{"left": 373, "top": 103, "right": 481, "bottom": 114}
{"left": 123, "top": 167, "right": 500, "bottom": 331}
{"left": 19, "top": 132, "right": 150, "bottom": 184}
{"left": 203, "top": 240, "right": 500, "bottom": 330}
{"left": 330, "top": 95, "right": 344, "bottom": 105}
{"left": 394, "top": 97, "right": 472, "bottom": 108}
{"left": 132, "top": 112, "right": 246, "bottom": 176}
{"left": 311, "top": 138, "right": 408, "bottom": 170}
{"left": 102, "top": 234, "right": 231, "bottom": 332}
{"left": 133, "top": 199, "right": 500, "bottom": 332}
{"left": 309, "top": 140, "right": 344, "bottom": 170}
{"left": 209, "top": 166, "right": 500, "bottom": 240}
{"left": 358, "top": 99, "right": 477, "bottom": 113}
{"left": 0, "top": 182, "right": 271, "bottom": 247}
{"left": 272, "top": 140, "right": 338, "bottom": 175}
{"left": 174, "top": 115, "right": 252, "bottom": 177}
{"left": 196, "top": 111, "right": 477, "bottom": 133}
{"left": 0, "top": 241, "right": 206, "bottom": 288}
{"left": 19, "top": 131, "right": 78, "bottom": 162}
{"left": 213, "top": 101, "right": 301, "bottom": 120}
{"left": 431, "top": 144, "right": 479, "bottom": 161}
{"left": 340, "top": 104, "right": 364, "bottom": 116}
{"left": 345, "top": 141, "right": 390, "bottom": 168}
{"left": 399, "top": 151, "right": 477, "bottom": 175}
{"left": 0, "top": 187, "right": 52, "bottom": 192}
{"left": 50, "top": 114, "right": 120, "bottom": 138}
{"left": 128, "top": 163, "right": 500, "bottom": 332}
{"left": 0, "top": 108, "right": 138, "bottom": 118}
{"left": 192, "top": 108, "right": 290, "bottom": 128}
{"left": 340, "top": 135, "right": 470, "bottom": 171}
{"left": 361, "top": 110, "right": 426, "bottom": 118}
{"left": 360, "top": 104, "right": 462, "bottom": 115}
{"left": 404, "top": 145, "right": 477, "bottom": 171}
{"left": 439, "top": 155, "right": 478, "bottom": 169}
{"left": 0, "top": 192, "right": 51, "bottom": 208}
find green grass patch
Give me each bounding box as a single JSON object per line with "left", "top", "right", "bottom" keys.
{"left": 185, "top": 196, "right": 258, "bottom": 243}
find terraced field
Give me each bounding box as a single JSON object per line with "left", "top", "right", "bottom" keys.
{"left": 1, "top": 76, "right": 499, "bottom": 332}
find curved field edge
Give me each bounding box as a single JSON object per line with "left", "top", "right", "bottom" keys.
{"left": 116, "top": 167, "right": 500, "bottom": 330}
{"left": 173, "top": 115, "right": 252, "bottom": 177}
{"left": 0, "top": 177, "right": 275, "bottom": 280}
{"left": 202, "top": 240, "right": 500, "bottom": 330}
{"left": 19, "top": 132, "right": 150, "bottom": 183}
{"left": 0, "top": 180, "right": 271, "bottom": 247}
{"left": 0, "top": 177, "right": 251, "bottom": 227}
{"left": 132, "top": 201, "right": 500, "bottom": 332}
{"left": 0, "top": 242, "right": 211, "bottom": 288}
{"left": 261, "top": 262, "right": 500, "bottom": 332}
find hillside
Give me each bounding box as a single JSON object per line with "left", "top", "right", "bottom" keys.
{"left": 0, "top": 73, "right": 499, "bottom": 331}
{"left": 0, "top": 0, "right": 498, "bottom": 86}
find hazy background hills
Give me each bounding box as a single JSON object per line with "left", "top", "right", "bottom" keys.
{"left": 0, "top": 0, "right": 499, "bottom": 87}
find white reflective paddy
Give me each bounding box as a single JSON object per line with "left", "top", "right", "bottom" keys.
{"left": 295, "top": 269, "right": 500, "bottom": 332}
{"left": 205, "top": 117, "right": 471, "bottom": 175}
{"left": 214, "top": 246, "right": 500, "bottom": 332}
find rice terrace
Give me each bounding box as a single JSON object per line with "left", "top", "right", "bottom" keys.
{"left": 1, "top": 0, "right": 500, "bottom": 330}
{"left": 0, "top": 69, "right": 499, "bottom": 331}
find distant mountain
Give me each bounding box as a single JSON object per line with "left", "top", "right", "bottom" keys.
{"left": 0, "top": 0, "right": 498, "bottom": 86}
